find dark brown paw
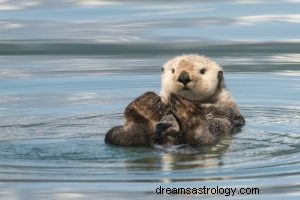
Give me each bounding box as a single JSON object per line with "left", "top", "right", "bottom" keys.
{"left": 153, "top": 123, "right": 173, "bottom": 144}
{"left": 169, "top": 93, "right": 198, "bottom": 122}
{"left": 152, "top": 124, "right": 183, "bottom": 145}
{"left": 153, "top": 115, "right": 183, "bottom": 145}
{"left": 125, "top": 91, "right": 165, "bottom": 121}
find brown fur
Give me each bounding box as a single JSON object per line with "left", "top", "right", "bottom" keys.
{"left": 105, "top": 55, "right": 245, "bottom": 147}
{"left": 105, "top": 92, "right": 166, "bottom": 146}
{"left": 167, "top": 93, "right": 245, "bottom": 145}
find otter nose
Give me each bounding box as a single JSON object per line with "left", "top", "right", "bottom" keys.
{"left": 177, "top": 71, "right": 191, "bottom": 85}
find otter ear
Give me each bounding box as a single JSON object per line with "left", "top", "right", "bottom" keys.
{"left": 218, "top": 71, "right": 223, "bottom": 80}
{"left": 217, "top": 71, "right": 225, "bottom": 89}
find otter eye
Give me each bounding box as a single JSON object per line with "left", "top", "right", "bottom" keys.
{"left": 199, "top": 68, "right": 206, "bottom": 75}
{"left": 161, "top": 68, "right": 164, "bottom": 73}
{"left": 171, "top": 68, "right": 175, "bottom": 74}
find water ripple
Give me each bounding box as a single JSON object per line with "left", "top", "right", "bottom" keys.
{"left": 0, "top": 105, "right": 299, "bottom": 186}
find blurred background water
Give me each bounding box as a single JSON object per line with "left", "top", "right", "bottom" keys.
{"left": 0, "top": 0, "right": 300, "bottom": 199}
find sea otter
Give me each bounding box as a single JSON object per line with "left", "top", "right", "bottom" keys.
{"left": 105, "top": 54, "right": 245, "bottom": 147}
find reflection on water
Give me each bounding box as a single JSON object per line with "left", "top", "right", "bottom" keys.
{"left": 0, "top": 0, "right": 300, "bottom": 199}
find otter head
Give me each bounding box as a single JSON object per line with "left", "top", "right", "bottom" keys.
{"left": 160, "top": 54, "right": 224, "bottom": 103}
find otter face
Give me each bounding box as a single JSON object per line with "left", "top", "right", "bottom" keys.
{"left": 160, "top": 54, "right": 223, "bottom": 103}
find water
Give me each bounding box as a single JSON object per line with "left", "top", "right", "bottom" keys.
{"left": 0, "top": 48, "right": 299, "bottom": 199}
{"left": 1, "top": 1, "right": 300, "bottom": 200}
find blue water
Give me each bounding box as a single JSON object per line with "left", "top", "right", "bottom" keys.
{"left": 0, "top": 52, "right": 299, "bottom": 199}
{"left": 1, "top": 1, "right": 300, "bottom": 199}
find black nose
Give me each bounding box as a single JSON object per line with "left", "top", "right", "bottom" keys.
{"left": 177, "top": 71, "right": 191, "bottom": 85}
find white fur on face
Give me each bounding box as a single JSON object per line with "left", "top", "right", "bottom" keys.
{"left": 160, "top": 54, "right": 223, "bottom": 103}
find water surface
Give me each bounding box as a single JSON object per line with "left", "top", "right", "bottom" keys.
{"left": 0, "top": 47, "right": 300, "bottom": 199}
{"left": 0, "top": 0, "right": 300, "bottom": 199}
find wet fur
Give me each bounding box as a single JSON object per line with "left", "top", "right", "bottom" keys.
{"left": 168, "top": 93, "right": 245, "bottom": 145}
{"left": 105, "top": 92, "right": 166, "bottom": 146}
{"left": 105, "top": 54, "right": 245, "bottom": 147}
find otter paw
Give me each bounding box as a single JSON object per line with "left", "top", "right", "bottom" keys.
{"left": 152, "top": 115, "right": 183, "bottom": 145}
{"left": 125, "top": 92, "right": 165, "bottom": 121}
{"left": 153, "top": 123, "right": 172, "bottom": 144}
{"left": 170, "top": 93, "right": 197, "bottom": 120}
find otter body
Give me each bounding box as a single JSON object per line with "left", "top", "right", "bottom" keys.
{"left": 105, "top": 55, "right": 245, "bottom": 147}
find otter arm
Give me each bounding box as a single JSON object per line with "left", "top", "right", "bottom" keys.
{"left": 169, "top": 93, "right": 217, "bottom": 145}
{"left": 169, "top": 93, "right": 244, "bottom": 145}
{"left": 105, "top": 92, "right": 165, "bottom": 146}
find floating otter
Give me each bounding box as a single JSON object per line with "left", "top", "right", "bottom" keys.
{"left": 105, "top": 54, "right": 245, "bottom": 147}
